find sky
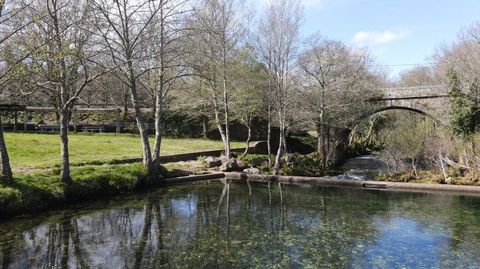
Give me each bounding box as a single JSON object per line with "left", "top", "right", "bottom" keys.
{"left": 252, "top": 0, "right": 480, "bottom": 79}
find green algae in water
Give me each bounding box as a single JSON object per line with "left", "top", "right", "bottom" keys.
{"left": 0, "top": 180, "right": 480, "bottom": 268}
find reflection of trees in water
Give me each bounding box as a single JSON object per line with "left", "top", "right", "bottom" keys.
{"left": 133, "top": 202, "right": 153, "bottom": 269}
{"left": 1, "top": 183, "right": 480, "bottom": 268}
{"left": 0, "top": 213, "right": 92, "bottom": 269}
{"left": 42, "top": 213, "right": 90, "bottom": 269}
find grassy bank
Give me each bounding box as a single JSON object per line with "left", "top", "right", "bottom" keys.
{"left": 0, "top": 132, "right": 246, "bottom": 217}
{"left": 0, "top": 163, "right": 164, "bottom": 217}
{"left": 377, "top": 169, "right": 480, "bottom": 186}
{"left": 5, "top": 133, "right": 243, "bottom": 170}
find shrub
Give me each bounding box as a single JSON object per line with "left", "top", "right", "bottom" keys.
{"left": 239, "top": 154, "right": 271, "bottom": 168}
{"left": 280, "top": 153, "right": 325, "bottom": 177}
{"left": 0, "top": 187, "right": 22, "bottom": 212}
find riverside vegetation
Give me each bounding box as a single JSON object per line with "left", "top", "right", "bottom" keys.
{"left": 0, "top": 134, "right": 243, "bottom": 216}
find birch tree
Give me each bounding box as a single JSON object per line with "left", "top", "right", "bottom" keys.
{"left": 92, "top": 0, "right": 165, "bottom": 174}
{"left": 138, "top": 0, "right": 191, "bottom": 168}
{"left": 0, "top": 0, "right": 24, "bottom": 184}
{"left": 230, "top": 45, "right": 267, "bottom": 156}
{"left": 299, "top": 35, "right": 380, "bottom": 169}
{"left": 187, "top": 0, "right": 248, "bottom": 158}
{"left": 15, "top": 0, "right": 102, "bottom": 184}
{"left": 257, "top": 0, "right": 302, "bottom": 174}
{"left": 0, "top": 0, "right": 45, "bottom": 184}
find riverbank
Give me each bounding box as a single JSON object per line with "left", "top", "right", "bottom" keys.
{"left": 225, "top": 172, "right": 480, "bottom": 196}
{"left": 0, "top": 161, "right": 230, "bottom": 217}
{"left": 4, "top": 164, "right": 480, "bottom": 219}
{"left": 4, "top": 145, "right": 480, "bottom": 219}
{"left": 0, "top": 163, "right": 152, "bottom": 217}
{"left": 0, "top": 132, "right": 267, "bottom": 218}
{"left": 377, "top": 169, "right": 480, "bottom": 186}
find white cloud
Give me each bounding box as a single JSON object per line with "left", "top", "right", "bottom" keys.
{"left": 353, "top": 28, "right": 410, "bottom": 45}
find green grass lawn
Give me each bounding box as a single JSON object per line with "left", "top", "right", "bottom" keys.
{"left": 5, "top": 132, "right": 244, "bottom": 169}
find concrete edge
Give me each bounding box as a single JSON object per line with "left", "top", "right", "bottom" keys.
{"left": 163, "top": 173, "right": 225, "bottom": 185}
{"left": 224, "top": 172, "right": 480, "bottom": 196}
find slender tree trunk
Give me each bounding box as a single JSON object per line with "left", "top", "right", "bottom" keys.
{"left": 438, "top": 153, "right": 448, "bottom": 183}
{"left": 317, "top": 119, "right": 327, "bottom": 170}
{"left": 59, "top": 109, "right": 72, "bottom": 184}
{"left": 273, "top": 113, "right": 284, "bottom": 175}
{"left": 153, "top": 13, "right": 166, "bottom": 170}
{"left": 317, "top": 124, "right": 322, "bottom": 155}
{"left": 153, "top": 91, "right": 164, "bottom": 168}
{"left": 267, "top": 102, "right": 272, "bottom": 167}
{"left": 213, "top": 100, "right": 228, "bottom": 156}
{"left": 266, "top": 67, "right": 273, "bottom": 167}
{"left": 319, "top": 88, "right": 327, "bottom": 169}
{"left": 273, "top": 132, "right": 284, "bottom": 175}
{"left": 0, "top": 116, "right": 13, "bottom": 184}
{"left": 223, "top": 79, "right": 231, "bottom": 158}
{"left": 242, "top": 117, "right": 252, "bottom": 157}
{"left": 411, "top": 157, "right": 418, "bottom": 178}
{"left": 129, "top": 76, "right": 153, "bottom": 172}
{"left": 202, "top": 116, "right": 208, "bottom": 139}
{"left": 123, "top": 85, "right": 129, "bottom": 125}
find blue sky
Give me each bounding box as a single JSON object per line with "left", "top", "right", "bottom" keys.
{"left": 254, "top": 0, "right": 480, "bottom": 79}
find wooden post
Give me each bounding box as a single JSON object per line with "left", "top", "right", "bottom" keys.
{"left": 116, "top": 109, "right": 121, "bottom": 133}
{"left": 23, "top": 109, "right": 28, "bottom": 132}
{"left": 13, "top": 111, "right": 17, "bottom": 132}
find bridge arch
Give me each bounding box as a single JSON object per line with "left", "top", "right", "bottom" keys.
{"left": 347, "top": 105, "right": 442, "bottom": 130}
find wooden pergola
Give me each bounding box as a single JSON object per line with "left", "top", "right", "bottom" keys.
{"left": 0, "top": 104, "right": 123, "bottom": 133}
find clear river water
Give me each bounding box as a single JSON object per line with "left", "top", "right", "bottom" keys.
{"left": 0, "top": 180, "right": 480, "bottom": 268}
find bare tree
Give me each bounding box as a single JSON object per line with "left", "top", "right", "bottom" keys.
{"left": 0, "top": 0, "right": 40, "bottom": 184}
{"left": 138, "top": 0, "right": 191, "bottom": 168}
{"left": 435, "top": 23, "right": 480, "bottom": 93}
{"left": 256, "top": 0, "right": 302, "bottom": 174}
{"left": 187, "top": 0, "right": 248, "bottom": 158}
{"left": 92, "top": 0, "right": 165, "bottom": 174}
{"left": 230, "top": 45, "right": 267, "bottom": 156}
{"left": 15, "top": 0, "right": 102, "bottom": 183}
{"left": 398, "top": 66, "right": 438, "bottom": 87}
{"left": 299, "top": 35, "right": 379, "bottom": 169}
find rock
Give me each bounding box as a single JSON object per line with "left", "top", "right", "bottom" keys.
{"left": 236, "top": 160, "right": 248, "bottom": 170}
{"left": 220, "top": 158, "right": 238, "bottom": 172}
{"left": 243, "top": 167, "right": 260, "bottom": 174}
{"left": 204, "top": 156, "right": 222, "bottom": 168}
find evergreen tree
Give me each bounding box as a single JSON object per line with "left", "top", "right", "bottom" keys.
{"left": 468, "top": 78, "right": 480, "bottom": 132}
{"left": 448, "top": 69, "right": 475, "bottom": 137}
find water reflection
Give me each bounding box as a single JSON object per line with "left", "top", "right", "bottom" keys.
{"left": 0, "top": 180, "right": 480, "bottom": 268}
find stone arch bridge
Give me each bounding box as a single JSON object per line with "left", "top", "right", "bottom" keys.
{"left": 354, "top": 84, "right": 449, "bottom": 128}
{"left": 333, "top": 84, "right": 449, "bottom": 165}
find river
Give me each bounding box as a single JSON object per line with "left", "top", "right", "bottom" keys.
{"left": 0, "top": 180, "right": 479, "bottom": 268}
{"left": 329, "top": 155, "right": 388, "bottom": 180}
